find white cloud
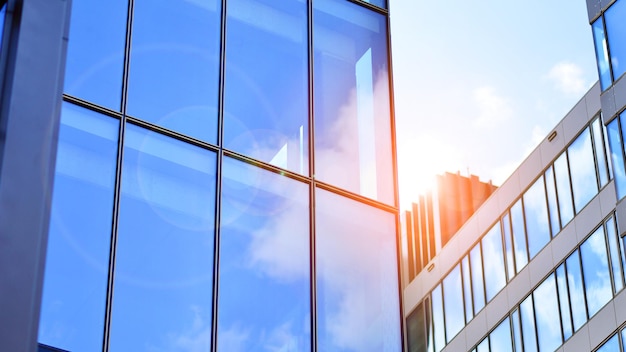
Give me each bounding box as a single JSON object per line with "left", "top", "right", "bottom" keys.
{"left": 472, "top": 86, "right": 513, "bottom": 127}
{"left": 547, "top": 61, "right": 586, "bottom": 96}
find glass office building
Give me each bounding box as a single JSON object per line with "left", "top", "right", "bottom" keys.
{"left": 0, "top": 0, "right": 403, "bottom": 351}
{"left": 404, "top": 1, "right": 626, "bottom": 351}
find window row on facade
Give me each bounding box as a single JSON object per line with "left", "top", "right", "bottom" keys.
{"left": 63, "top": 0, "right": 395, "bottom": 204}
{"left": 37, "top": 101, "right": 402, "bottom": 352}
{"left": 595, "top": 323, "right": 626, "bottom": 352}
{"left": 406, "top": 116, "right": 611, "bottom": 352}
{"left": 592, "top": 0, "right": 626, "bottom": 90}
{"left": 410, "top": 213, "right": 625, "bottom": 352}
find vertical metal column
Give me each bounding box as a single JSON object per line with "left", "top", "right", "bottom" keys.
{"left": 0, "top": 0, "right": 71, "bottom": 350}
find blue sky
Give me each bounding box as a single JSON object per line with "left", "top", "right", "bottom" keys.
{"left": 390, "top": 0, "right": 598, "bottom": 209}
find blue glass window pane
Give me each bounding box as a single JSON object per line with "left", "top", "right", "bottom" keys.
{"left": 605, "top": 0, "right": 626, "bottom": 81}
{"left": 64, "top": 0, "right": 127, "bottom": 110}
{"left": 127, "top": 0, "right": 221, "bottom": 143}
{"left": 218, "top": 158, "right": 310, "bottom": 351}
{"left": 533, "top": 274, "right": 562, "bottom": 351}
{"left": 556, "top": 264, "right": 573, "bottom": 340}
{"left": 469, "top": 244, "right": 485, "bottom": 313}
{"left": 482, "top": 223, "right": 506, "bottom": 301}
{"left": 597, "top": 334, "right": 620, "bottom": 352}
{"left": 569, "top": 128, "right": 599, "bottom": 213}
{"left": 461, "top": 255, "right": 473, "bottom": 323}
{"left": 223, "top": 0, "right": 308, "bottom": 174}
{"left": 606, "top": 217, "right": 624, "bottom": 293}
{"left": 545, "top": 167, "right": 561, "bottom": 236}
{"left": 566, "top": 250, "right": 588, "bottom": 330}
{"left": 38, "top": 103, "right": 118, "bottom": 351}
{"left": 607, "top": 118, "right": 626, "bottom": 199}
{"left": 520, "top": 296, "right": 537, "bottom": 352}
{"left": 510, "top": 199, "right": 529, "bottom": 272}
{"left": 443, "top": 264, "right": 464, "bottom": 342}
{"left": 313, "top": 0, "right": 394, "bottom": 204}
{"left": 489, "top": 317, "right": 512, "bottom": 352}
{"left": 431, "top": 285, "right": 446, "bottom": 352}
{"left": 316, "top": 189, "right": 401, "bottom": 351}
{"left": 592, "top": 118, "right": 610, "bottom": 187}
{"left": 524, "top": 177, "right": 551, "bottom": 259}
{"left": 593, "top": 17, "right": 612, "bottom": 90}
{"left": 475, "top": 339, "right": 488, "bottom": 352}
{"left": 554, "top": 153, "right": 574, "bottom": 225}
{"left": 502, "top": 214, "right": 516, "bottom": 281}
{"left": 622, "top": 328, "right": 626, "bottom": 352}
{"left": 580, "top": 227, "right": 613, "bottom": 317}
{"left": 109, "top": 125, "right": 217, "bottom": 351}
{"left": 511, "top": 310, "right": 523, "bottom": 352}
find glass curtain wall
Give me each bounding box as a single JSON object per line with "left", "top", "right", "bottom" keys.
{"left": 38, "top": 0, "right": 401, "bottom": 351}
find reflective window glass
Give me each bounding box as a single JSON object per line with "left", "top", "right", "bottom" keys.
{"left": 470, "top": 244, "right": 485, "bottom": 313}
{"left": 109, "top": 125, "right": 217, "bottom": 351}
{"left": 316, "top": 189, "right": 400, "bottom": 351}
{"left": 443, "top": 264, "right": 464, "bottom": 342}
{"left": 566, "top": 250, "right": 588, "bottom": 330}
{"left": 597, "top": 334, "right": 620, "bottom": 352}
{"left": 38, "top": 103, "right": 118, "bottom": 351}
{"left": 431, "top": 285, "right": 445, "bottom": 352}
{"left": 482, "top": 224, "right": 506, "bottom": 301}
{"left": 554, "top": 153, "right": 574, "bottom": 225}
{"left": 313, "top": 0, "right": 394, "bottom": 204}
{"left": 593, "top": 17, "right": 612, "bottom": 90}
{"left": 533, "top": 274, "right": 562, "bottom": 351}
{"left": 511, "top": 199, "right": 529, "bottom": 272}
{"left": 605, "top": 0, "right": 626, "bottom": 81}
{"left": 607, "top": 118, "right": 626, "bottom": 199}
{"left": 592, "top": 118, "right": 610, "bottom": 187}
{"left": 218, "top": 158, "right": 310, "bottom": 351}
{"left": 223, "top": 0, "right": 308, "bottom": 174}
{"left": 569, "top": 128, "right": 599, "bottom": 213}
{"left": 524, "top": 177, "right": 551, "bottom": 259}
{"left": 475, "top": 339, "right": 488, "bottom": 352}
{"left": 64, "top": 0, "right": 127, "bottom": 110}
{"left": 606, "top": 217, "right": 624, "bottom": 293}
{"left": 511, "top": 309, "right": 523, "bottom": 352}
{"left": 502, "top": 214, "right": 516, "bottom": 281}
{"left": 489, "top": 317, "right": 513, "bottom": 352}
{"left": 520, "top": 296, "right": 538, "bottom": 352}
{"left": 407, "top": 301, "right": 429, "bottom": 352}
{"left": 622, "top": 328, "right": 626, "bottom": 351}
{"left": 462, "top": 255, "right": 473, "bottom": 323}
{"left": 580, "top": 227, "right": 613, "bottom": 317}
{"left": 127, "top": 0, "right": 221, "bottom": 143}
{"left": 545, "top": 167, "right": 561, "bottom": 236}
{"left": 556, "top": 264, "right": 573, "bottom": 340}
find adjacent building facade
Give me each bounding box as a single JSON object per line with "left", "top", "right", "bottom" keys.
{"left": 405, "top": 173, "right": 497, "bottom": 282}
{"left": 404, "top": 1, "right": 626, "bottom": 351}
{"left": 0, "top": 0, "right": 403, "bottom": 351}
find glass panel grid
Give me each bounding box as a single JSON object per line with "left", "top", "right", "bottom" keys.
{"left": 41, "top": 1, "right": 401, "bottom": 351}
